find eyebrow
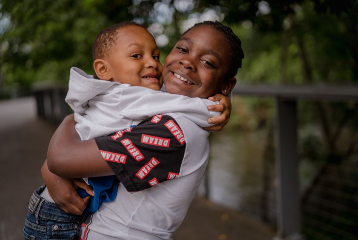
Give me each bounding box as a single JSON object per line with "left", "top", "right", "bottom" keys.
{"left": 128, "top": 43, "right": 141, "bottom": 48}
{"left": 179, "top": 37, "right": 222, "bottom": 62}
{"left": 127, "top": 43, "right": 159, "bottom": 51}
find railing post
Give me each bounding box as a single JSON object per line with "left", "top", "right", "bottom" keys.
{"left": 59, "top": 89, "right": 70, "bottom": 121}
{"left": 52, "top": 88, "right": 67, "bottom": 123}
{"left": 43, "top": 90, "right": 52, "bottom": 120}
{"left": 274, "top": 97, "right": 302, "bottom": 239}
{"left": 34, "top": 91, "right": 45, "bottom": 118}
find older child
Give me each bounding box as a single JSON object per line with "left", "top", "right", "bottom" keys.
{"left": 24, "top": 22, "right": 233, "bottom": 239}
{"left": 44, "top": 21, "right": 244, "bottom": 240}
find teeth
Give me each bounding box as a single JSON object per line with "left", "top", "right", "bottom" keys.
{"left": 174, "top": 73, "right": 194, "bottom": 85}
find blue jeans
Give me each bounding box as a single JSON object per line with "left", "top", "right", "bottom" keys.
{"left": 23, "top": 185, "right": 84, "bottom": 240}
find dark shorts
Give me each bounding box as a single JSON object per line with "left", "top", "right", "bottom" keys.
{"left": 23, "top": 185, "right": 84, "bottom": 240}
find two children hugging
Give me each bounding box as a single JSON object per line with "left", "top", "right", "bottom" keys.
{"left": 24, "top": 21, "right": 244, "bottom": 240}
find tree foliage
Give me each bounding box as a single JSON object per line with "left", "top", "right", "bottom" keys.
{"left": 1, "top": 1, "right": 358, "bottom": 238}
{"left": 1, "top": 0, "right": 357, "bottom": 88}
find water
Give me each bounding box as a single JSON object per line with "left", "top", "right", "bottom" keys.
{"left": 198, "top": 129, "right": 277, "bottom": 224}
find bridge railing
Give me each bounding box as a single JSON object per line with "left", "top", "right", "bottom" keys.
{"left": 32, "top": 85, "right": 69, "bottom": 124}
{"left": 232, "top": 85, "right": 358, "bottom": 240}
{"left": 32, "top": 84, "right": 358, "bottom": 239}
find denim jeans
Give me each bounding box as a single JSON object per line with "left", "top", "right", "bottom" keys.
{"left": 23, "top": 185, "right": 84, "bottom": 240}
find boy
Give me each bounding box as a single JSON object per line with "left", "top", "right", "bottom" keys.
{"left": 24, "top": 22, "right": 232, "bottom": 239}
{"left": 44, "top": 21, "right": 244, "bottom": 239}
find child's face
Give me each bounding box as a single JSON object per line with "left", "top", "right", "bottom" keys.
{"left": 163, "top": 25, "right": 233, "bottom": 98}
{"left": 105, "top": 26, "right": 163, "bottom": 90}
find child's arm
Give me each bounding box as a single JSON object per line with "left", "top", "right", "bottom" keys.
{"left": 48, "top": 114, "right": 197, "bottom": 192}
{"left": 205, "top": 94, "right": 232, "bottom": 131}
{"left": 41, "top": 159, "right": 93, "bottom": 215}
{"left": 47, "top": 114, "right": 114, "bottom": 178}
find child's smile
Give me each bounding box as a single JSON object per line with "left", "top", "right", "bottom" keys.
{"left": 172, "top": 72, "right": 195, "bottom": 85}
{"left": 141, "top": 72, "right": 161, "bottom": 84}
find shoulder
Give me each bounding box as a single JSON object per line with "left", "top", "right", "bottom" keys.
{"left": 164, "top": 113, "right": 210, "bottom": 175}
{"left": 164, "top": 113, "right": 210, "bottom": 142}
{"left": 137, "top": 114, "right": 209, "bottom": 144}
{"left": 95, "top": 114, "right": 210, "bottom": 191}
{"left": 142, "top": 114, "right": 210, "bottom": 177}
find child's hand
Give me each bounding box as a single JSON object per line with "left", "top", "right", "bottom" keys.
{"left": 41, "top": 160, "right": 91, "bottom": 215}
{"left": 205, "top": 94, "right": 232, "bottom": 132}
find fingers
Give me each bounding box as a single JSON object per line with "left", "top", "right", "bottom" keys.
{"left": 204, "top": 123, "right": 225, "bottom": 132}
{"left": 208, "top": 94, "right": 230, "bottom": 113}
{"left": 68, "top": 190, "right": 89, "bottom": 213}
{"left": 207, "top": 104, "right": 224, "bottom": 112}
{"left": 208, "top": 114, "right": 226, "bottom": 125}
{"left": 84, "top": 186, "right": 95, "bottom": 197}
{"left": 73, "top": 179, "right": 94, "bottom": 196}
{"left": 83, "top": 196, "right": 91, "bottom": 206}
{"left": 206, "top": 110, "right": 230, "bottom": 131}
{"left": 50, "top": 181, "right": 89, "bottom": 215}
{"left": 58, "top": 201, "right": 84, "bottom": 215}
{"left": 60, "top": 194, "right": 88, "bottom": 215}
{"left": 52, "top": 189, "right": 86, "bottom": 215}
{"left": 208, "top": 94, "right": 225, "bottom": 102}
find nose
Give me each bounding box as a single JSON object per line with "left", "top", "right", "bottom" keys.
{"left": 179, "top": 57, "right": 196, "bottom": 72}
{"left": 145, "top": 56, "right": 158, "bottom": 69}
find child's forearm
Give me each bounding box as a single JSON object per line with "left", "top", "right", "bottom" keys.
{"left": 47, "top": 114, "right": 113, "bottom": 178}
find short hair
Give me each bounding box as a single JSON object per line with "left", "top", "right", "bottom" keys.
{"left": 93, "top": 22, "right": 146, "bottom": 61}
{"left": 182, "top": 21, "right": 244, "bottom": 79}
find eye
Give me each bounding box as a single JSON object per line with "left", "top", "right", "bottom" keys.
{"left": 201, "top": 59, "right": 216, "bottom": 68}
{"left": 153, "top": 55, "right": 160, "bottom": 60}
{"left": 131, "top": 54, "right": 142, "bottom": 59}
{"left": 176, "top": 46, "right": 188, "bottom": 53}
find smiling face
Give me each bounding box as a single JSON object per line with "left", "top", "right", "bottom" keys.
{"left": 163, "top": 25, "right": 236, "bottom": 98}
{"left": 94, "top": 25, "right": 163, "bottom": 91}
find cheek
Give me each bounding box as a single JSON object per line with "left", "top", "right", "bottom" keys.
{"left": 201, "top": 71, "right": 217, "bottom": 87}
{"left": 158, "top": 63, "right": 163, "bottom": 72}
{"left": 163, "top": 51, "right": 177, "bottom": 67}
{"left": 200, "top": 73, "right": 222, "bottom": 94}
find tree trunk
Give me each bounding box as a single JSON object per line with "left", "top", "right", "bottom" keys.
{"left": 172, "top": 9, "right": 183, "bottom": 42}
{"left": 0, "top": 42, "right": 3, "bottom": 89}
{"left": 346, "top": 16, "right": 358, "bottom": 80}
{"left": 296, "top": 34, "right": 335, "bottom": 152}
{"left": 279, "top": 18, "right": 292, "bottom": 83}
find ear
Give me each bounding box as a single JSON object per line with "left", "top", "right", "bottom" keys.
{"left": 221, "top": 78, "right": 236, "bottom": 96}
{"left": 93, "top": 59, "right": 112, "bottom": 81}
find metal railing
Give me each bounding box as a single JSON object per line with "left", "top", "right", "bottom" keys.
{"left": 232, "top": 85, "right": 358, "bottom": 240}
{"left": 32, "top": 85, "right": 70, "bottom": 124}
{"left": 33, "top": 84, "right": 358, "bottom": 239}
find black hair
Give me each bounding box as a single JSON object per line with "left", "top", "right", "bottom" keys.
{"left": 93, "top": 22, "right": 146, "bottom": 61}
{"left": 182, "top": 21, "right": 244, "bottom": 79}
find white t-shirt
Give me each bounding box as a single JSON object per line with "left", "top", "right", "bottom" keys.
{"left": 84, "top": 113, "right": 210, "bottom": 240}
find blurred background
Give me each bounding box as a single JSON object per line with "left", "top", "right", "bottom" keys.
{"left": 1, "top": 0, "right": 358, "bottom": 240}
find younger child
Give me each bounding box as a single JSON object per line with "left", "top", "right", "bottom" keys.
{"left": 24, "top": 22, "right": 231, "bottom": 239}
